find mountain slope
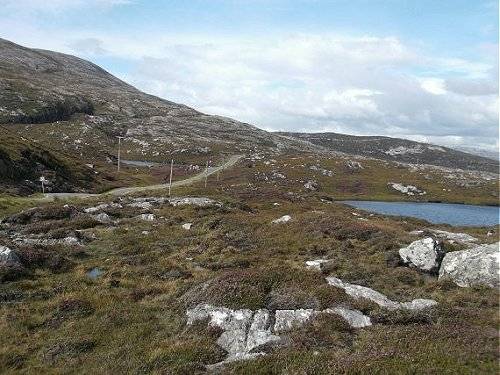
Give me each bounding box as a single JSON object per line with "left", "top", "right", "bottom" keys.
{"left": 0, "top": 38, "right": 299, "bottom": 164}
{"left": 278, "top": 132, "right": 498, "bottom": 173}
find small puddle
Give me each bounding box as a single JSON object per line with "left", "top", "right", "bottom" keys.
{"left": 86, "top": 267, "right": 104, "bottom": 279}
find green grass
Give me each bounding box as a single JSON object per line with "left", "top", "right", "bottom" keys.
{"left": 0, "top": 153, "right": 498, "bottom": 374}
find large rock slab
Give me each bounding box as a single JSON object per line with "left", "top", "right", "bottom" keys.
{"left": 439, "top": 242, "right": 499, "bottom": 288}
{"left": 186, "top": 303, "right": 371, "bottom": 365}
{"left": 186, "top": 304, "right": 280, "bottom": 363}
{"left": 399, "top": 237, "right": 444, "bottom": 272}
{"left": 326, "top": 277, "right": 437, "bottom": 311}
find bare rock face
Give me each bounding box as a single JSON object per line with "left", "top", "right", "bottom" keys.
{"left": 186, "top": 304, "right": 280, "bottom": 363}
{"left": 388, "top": 182, "right": 426, "bottom": 196}
{"left": 399, "top": 237, "right": 444, "bottom": 273}
{"left": 326, "top": 277, "right": 437, "bottom": 311}
{"left": 439, "top": 242, "right": 499, "bottom": 288}
{"left": 186, "top": 303, "right": 371, "bottom": 365}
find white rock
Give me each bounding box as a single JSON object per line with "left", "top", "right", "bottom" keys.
{"left": 439, "top": 242, "right": 499, "bottom": 288}
{"left": 326, "top": 277, "right": 437, "bottom": 311}
{"left": 93, "top": 212, "right": 112, "bottom": 224}
{"left": 245, "top": 309, "right": 280, "bottom": 353}
{"left": 324, "top": 307, "right": 372, "bottom": 328}
{"left": 168, "top": 197, "right": 221, "bottom": 207}
{"left": 272, "top": 215, "right": 291, "bottom": 224}
{"left": 304, "top": 180, "right": 319, "bottom": 191}
{"left": 186, "top": 303, "right": 373, "bottom": 365}
{"left": 182, "top": 223, "right": 193, "bottom": 230}
{"left": 128, "top": 201, "right": 153, "bottom": 209}
{"left": 430, "top": 230, "right": 478, "bottom": 244}
{"left": 388, "top": 182, "right": 426, "bottom": 196}
{"left": 399, "top": 238, "right": 444, "bottom": 272}
{"left": 84, "top": 203, "right": 108, "bottom": 213}
{"left": 305, "top": 259, "right": 329, "bottom": 271}
{"left": 0, "top": 245, "right": 20, "bottom": 266}
{"left": 273, "top": 309, "right": 316, "bottom": 332}
{"left": 137, "top": 214, "right": 155, "bottom": 221}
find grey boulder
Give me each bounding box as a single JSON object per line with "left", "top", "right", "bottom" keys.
{"left": 0, "top": 245, "right": 21, "bottom": 266}
{"left": 399, "top": 237, "right": 444, "bottom": 272}
{"left": 439, "top": 242, "right": 499, "bottom": 288}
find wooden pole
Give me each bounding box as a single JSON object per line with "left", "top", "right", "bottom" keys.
{"left": 204, "top": 160, "right": 209, "bottom": 188}
{"left": 117, "top": 137, "right": 123, "bottom": 172}
{"left": 168, "top": 159, "right": 173, "bottom": 196}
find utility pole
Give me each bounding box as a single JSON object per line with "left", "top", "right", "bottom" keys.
{"left": 117, "top": 136, "right": 124, "bottom": 172}
{"left": 39, "top": 176, "right": 47, "bottom": 194}
{"left": 204, "top": 160, "right": 209, "bottom": 188}
{"left": 168, "top": 159, "right": 174, "bottom": 196}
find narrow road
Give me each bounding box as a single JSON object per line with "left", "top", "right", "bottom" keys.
{"left": 40, "top": 155, "right": 243, "bottom": 201}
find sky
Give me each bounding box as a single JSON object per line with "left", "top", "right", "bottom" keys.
{"left": 1, "top": 0, "right": 499, "bottom": 150}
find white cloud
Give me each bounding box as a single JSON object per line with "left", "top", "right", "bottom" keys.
{"left": 420, "top": 78, "right": 447, "bottom": 95}
{"left": 0, "top": 22, "right": 497, "bottom": 150}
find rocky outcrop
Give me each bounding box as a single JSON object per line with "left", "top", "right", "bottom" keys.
{"left": 388, "top": 182, "right": 426, "bottom": 196}
{"left": 304, "top": 180, "right": 319, "bottom": 191}
{"left": 272, "top": 215, "right": 291, "bottom": 224}
{"left": 12, "top": 236, "right": 81, "bottom": 247}
{"left": 186, "top": 304, "right": 280, "bottom": 364}
{"left": 168, "top": 197, "right": 222, "bottom": 207}
{"left": 439, "top": 242, "right": 499, "bottom": 288}
{"left": 0, "top": 245, "right": 20, "bottom": 266}
{"left": 399, "top": 237, "right": 444, "bottom": 273}
{"left": 429, "top": 229, "right": 478, "bottom": 244}
{"left": 410, "top": 229, "right": 478, "bottom": 244}
{"left": 326, "top": 277, "right": 437, "bottom": 310}
{"left": 136, "top": 213, "right": 155, "bottom": 221}
{"left": 186, "top": 303, "right": 371, "bottom": 365}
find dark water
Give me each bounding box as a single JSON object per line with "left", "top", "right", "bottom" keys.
{"left": 86, "top": 267, "right": 104, "bottom": 279}
{"left": 341, "top": 201, "right": 499, "bottom": 227}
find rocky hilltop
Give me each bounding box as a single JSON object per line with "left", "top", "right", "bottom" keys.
{"left": 278, "top": 132, "right": 498, "bottom": 173}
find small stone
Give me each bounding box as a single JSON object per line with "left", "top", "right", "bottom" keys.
{"left": 272, "top": 215, "right": 291, "bottom": 224}
{"left": 137, "top": 214, "right": 155, "bottom": 221}
{"left": 305, "top": 259, "right": 329, "bottom": 271}
{"left": 304, "top": 180, "right": 319, "bottom": 191}
{"left": 182, "top": 223, "right": 193, "bottom": 230}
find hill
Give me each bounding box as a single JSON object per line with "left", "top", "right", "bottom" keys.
{"left": 277, "top": 132, "right": 498, "bottom": 173}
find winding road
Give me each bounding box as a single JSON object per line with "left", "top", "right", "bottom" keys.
{"left": 39, "top": 155, "right": 244, "bottom": 201}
